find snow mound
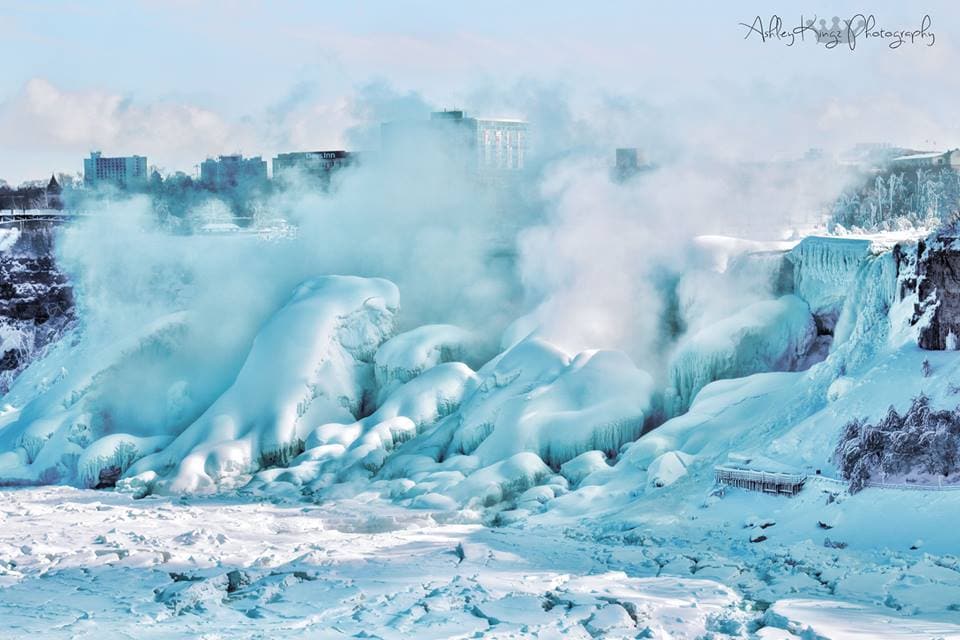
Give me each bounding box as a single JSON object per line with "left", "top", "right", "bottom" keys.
{"left": 249, "top": 336, "right": 656, "bottom": 509}
{"left": 450, "top": 340, "right": 656, "bottom": 468}
{"left": 127, "top": 276, "right": 399, "bottom": 494}
{"left": 559, "top": 450, "right": 611, "bottom": 487}
{"left": 647, "top": 450, "right": 694, "bottom": 488}
{"left": 76, "top": 433, "right": 173, "bottom": 488}
{"left": 250, "top": 361, "right": 480, "bottom": 490}
{"left": 373, "top": 324, "right": 483, "bottom": 404}
{"left": 444, "top": 452, "right": 553, "bottom": 508}
{"left": 667, "top": 295, "right": 816, "bottom": 414}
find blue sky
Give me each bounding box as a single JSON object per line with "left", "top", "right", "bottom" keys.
{"left": 1, "top": 1, "right": 958, "bottom": 183}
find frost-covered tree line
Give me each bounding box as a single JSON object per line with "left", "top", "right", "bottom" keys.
{"left": 62, "top": 171, "right": 276, "bottom": 233}
{"left": 831, "top": 167, "right": 960, "bottom": 232}
{"left": 834, "top": 394, "right": 960, "bottom": 492}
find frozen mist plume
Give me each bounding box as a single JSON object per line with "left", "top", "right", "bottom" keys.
{"left": 515, "top": 149, "right": 853, "bottom": 369}
{"left": 54, "top": 86, "right": 858, "bottom": 386}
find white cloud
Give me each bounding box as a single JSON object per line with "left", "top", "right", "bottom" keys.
{"left": 0, "top": 78, "right": 362, "bottom": 182}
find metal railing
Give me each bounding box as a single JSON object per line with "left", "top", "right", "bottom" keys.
{"left": 714, "top": 466, "right": 807, "bottom": 496}
{"left": 723, "top": 468, "right": 960, "bottom": 493}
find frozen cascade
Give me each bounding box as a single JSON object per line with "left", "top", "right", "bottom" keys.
{"left": 788, "top": 236, "right": 873, "bottom": 326}
{"left": 0, "top": 234, "right": 917, "bottom": 514}
{"left": 667, "top": 295, "right": 816, "bottom": 415}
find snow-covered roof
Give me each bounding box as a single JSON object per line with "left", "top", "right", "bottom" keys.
{"left": 891, "top": 151, "right": 945, "bottom": 161}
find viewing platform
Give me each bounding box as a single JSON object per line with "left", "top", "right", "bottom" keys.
{"left": 714, "top": 466, "right": 806, "bottom": 496}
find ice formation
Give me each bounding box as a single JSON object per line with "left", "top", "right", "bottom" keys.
{"left": 373, "top": 324, "right": 485, "bottom": 404}
{"left": 128, "top": 276, "right": 399, "bottom": 494}
{"left": 667, "top": 295, "right": 816, "bottom": 413}
{"left": 3, "top": 229, "right": 960, "bottom": 634}
{"left": 788, "top": 236, "right": 873, "bottom": 323}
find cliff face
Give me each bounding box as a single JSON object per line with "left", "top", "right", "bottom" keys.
{"left": 0, "top": 225, "right": 74, "bottom": 395}
{"left": 912, "top": 238, "right": 960, "bottom": 350}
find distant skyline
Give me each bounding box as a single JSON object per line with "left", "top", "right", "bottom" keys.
{"left": 1, "top": 0, "right": 959, "bottom": 183}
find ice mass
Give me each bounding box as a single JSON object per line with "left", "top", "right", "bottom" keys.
{"left": 3, "top": 3, "right": 960, "bottom": 638}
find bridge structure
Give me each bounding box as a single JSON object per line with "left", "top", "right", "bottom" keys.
{"left": 0, "top": 210, "right": 82, "bottom": 230}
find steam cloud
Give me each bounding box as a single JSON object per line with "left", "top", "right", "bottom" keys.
{"left": 49, "top": 82, "right": 880, "bottom": 413}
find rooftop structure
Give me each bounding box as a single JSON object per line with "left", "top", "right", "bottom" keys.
{"left": 890, "top": 149, "right": 960, "bottom": 170}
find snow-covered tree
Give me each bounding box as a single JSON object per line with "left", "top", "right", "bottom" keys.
{"left": 834, "top": 394, "right": 960, "bottom": 491}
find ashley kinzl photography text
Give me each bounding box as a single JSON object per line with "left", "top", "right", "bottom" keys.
{"left": 2, "top": 2, "right": 960, "bottom": 639}
{"left": 740, "top": 14, "right": 936, "bottom": 49}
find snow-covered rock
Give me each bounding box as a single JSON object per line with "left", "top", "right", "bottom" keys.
{"left": 0, "top": 225, "right": 73, "bottom": 396}
{"left": 646, "top": 450, "right": 694, "bottom": 488}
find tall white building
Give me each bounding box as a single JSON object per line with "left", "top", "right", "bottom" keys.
{"left": 381, "top": 111, "right": 529, "bottom": 179}
{"left": 83, "top": 151, "right": 148, "bottom": 188}
{"left": 475, "top": 117, "right": 527, "bottom": 172}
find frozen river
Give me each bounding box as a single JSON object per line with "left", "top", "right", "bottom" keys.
{"left": 1, "top": 487, "right": 958, "bottom": 639}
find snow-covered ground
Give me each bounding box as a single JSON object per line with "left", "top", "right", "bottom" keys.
{"left": 2, "top": 486, "right": 959, "bottom": 639}
{"left": 4, "top": 230, "right": 960, "bottom": 637}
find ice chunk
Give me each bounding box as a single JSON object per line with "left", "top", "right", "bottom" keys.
{"left": 647, "top": 450, "right": 694, "bottom": 488}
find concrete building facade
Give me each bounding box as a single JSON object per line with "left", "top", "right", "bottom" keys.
{"left": 272, "top": 150, "right": 353, "bottom": 187}
{"left": 83, "top": 152, "right": 148, "bottom": 188}
{"left": 381, "top": 110, "right": 528, "bottom": 178}
{"left": 200, "top": 155, "right": 268, "bottom": 190}
{"left": 890, "top": 149, "right": 960, "bottom": 171}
